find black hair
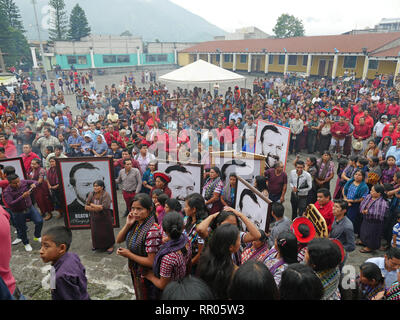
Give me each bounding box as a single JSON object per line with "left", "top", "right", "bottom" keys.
{"left": 211, "top": 210, "right": 242, "bottom": 231}
{"left": 3, "top": 166, "right": 15, "bottom": 176}
{"left": 372, "top": 184, "right": 385, "bottom": 198}
{"left": 0, "top": 147, "right": 5, "bottom": 153}
{"left": 307, "top": 238, "right": 341, "bottom": 272}
{"left": 165, "top": 164, "right": 190, "bottom": 174}
{"left": 42, "top": 226, "right": 73, "bottom": 251}
{"left": 209, "top": 166, "right": 221, "bottom": 177}
{"left": 162, "top": 211, "right": 184, "bottom": 241}
{"left": 349, "top": 155, "right": 358, "bottom": 163}
{"left": 386, "top": 247, "right": 400, "bottom": 260}
{"left": 221, "top": 160, "right": 246, "bottom": 181}
{"left": 165, "top": 198, "right": 182, "bottom": 213}
{"left": 353, "top": 169, "right": 366, "bottom": 179}
{"left": 157, "top": 193, "right": 169, "bottom": 207}
{"left": 69, "top": 162, "right": 100, "bottom": 186}
{"left": 152, "top": 188, "right": 164, "bottom": 198}
{"left": 239, "top": 189, "right": 259, "bottom": 211}
{"left": 260, "top": 125, "right": 281, "bottom": 143}
{"left": 161, "top": 276, "right": 215, "bottom": 300}
{"left": 93, "top": 179, "right": 105, "bottom": 189}
{"left": 132, "top": 193, "right": 156, "bottom": 217}
{"left": 307, "top": 157, "right": 317, "bottom": 166}
{"left": 317, "top": 188, "right": 331, "bottom": 199}
{"left": 295, "top": 160, "right": 305, "bottom": 167}
{"left": 184, "top": 193, "right": 208, "bottom": 232}
{"left": 358, "top": 157, "right": 369, "bottom": 166}
{"left": 279, "top": 263, "right": 324, "bottom": 300}
{"left": 7, "top": 173, "right": 19, "bottom": 182}
{"left": 333, "top": 199, "right": 348, "bottom": 212}
{"left": 255, "top": 176, "right": 268, "bottom": 193}
{"left": 197, "top": 224, "right": 239, "bottom": 299}
{"left": 359, "top": 262, "right": 384, "bottom": 285}
{"left": 31, "top": 158, "right": 42, "bottom": 166}
{"left": 276, "top": 231, "right": 298, "bottom": 264}
{"left": 228, "top": 260, "right": 279, "bottom": 300}
{"left": 271, "top": 202, "right": 284, "bottom": 218}
{"left": 369, "top": 156, "right": 379, "bottom": 165}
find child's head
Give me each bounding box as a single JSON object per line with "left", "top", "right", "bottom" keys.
{"left": 157, "top": 193, "right": 169, "bottom": 207}
{"left": 357, "top": 157, "right": 368, "bottom": 168}
{"left": 40, "top": 226, "right": 72, "bottom": 264}
{"left": 271, "top": 202, "right": 284, "bottom": 220}
{"left": 152, "top": 189, "right": 163, "bottom": 206}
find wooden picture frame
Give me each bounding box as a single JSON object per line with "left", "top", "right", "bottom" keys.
{"left": 157, "top": 161, "right": 204, "bottom": 207}
{"left": 56, "top": 157, "right": 119, "bottom": 230}
{"left": 0, "top": 157, "right": 27, "bottom": 179}
{"left": 235, "top": 176, "right": 272, "bottom": 233}
{"left": 255, "top": 120, "right": 291, "bottom": 171}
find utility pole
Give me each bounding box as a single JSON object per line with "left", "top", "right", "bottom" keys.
{"left": 32, "top": 0, "right": 48, "bottom": 80}
{"left": 0, "top": 48, "right": 6, "bottom": 73}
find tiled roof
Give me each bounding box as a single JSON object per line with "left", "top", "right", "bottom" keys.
{"left": 370, "top": 45, "right": 400, "bottom": 58}
{"left": 180, "top": 32, "right": 400, "bottom": 55}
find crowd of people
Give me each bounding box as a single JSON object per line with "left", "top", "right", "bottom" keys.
{"left": 0, "top": 69, "right": 400, "bottom": 301}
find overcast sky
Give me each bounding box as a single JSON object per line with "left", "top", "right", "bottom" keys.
{"left": 170, "top": 0, "right": 400, "bottom": 36}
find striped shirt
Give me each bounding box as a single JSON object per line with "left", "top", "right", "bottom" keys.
{"left": 159, "top": 249, "right": 191, "bottom": 281}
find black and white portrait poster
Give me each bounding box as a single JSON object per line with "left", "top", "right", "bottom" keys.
{"left": 0, "top": 157, "right": 27, "bottom": 180}
{"left": 255, "top": 120, "right": 291, "bottom": 171}
{"left": 212, "top": 154, "right": 262, "bottom": 186}
{"left": 56, "top": 157, "right": 119, "bottom": 230}
{"left": 157, "top": 162, "right": 203, "bottom": 208}
{"left": 235, "top": 176, "right": 271, "bottom": 232}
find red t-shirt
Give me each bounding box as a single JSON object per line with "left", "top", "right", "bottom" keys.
{"left": 387, "top": 104, "right": 400, "bottom": 116}
{"left": 314, "top": 200, "right": 334, "bottom": 233}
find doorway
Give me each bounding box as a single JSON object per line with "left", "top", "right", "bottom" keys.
{"left": 318, "top": 60, "right": 326, "bottom": 77}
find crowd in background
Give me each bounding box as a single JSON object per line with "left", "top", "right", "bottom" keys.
{"left": 0, "top": 69, "right": 400, "bottom": 301}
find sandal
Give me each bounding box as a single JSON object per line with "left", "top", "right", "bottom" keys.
{"left": 43, "top": 213, "right": 53, "bottom": 221}
{"left": 360, "top": 248, "right": 374, "bottom": 253}
{"left": 106, "top": 247, "right": 114, "bottom": 255}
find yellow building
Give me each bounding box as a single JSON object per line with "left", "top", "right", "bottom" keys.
{"left": 179, "top": 32, "right": 400, "bottom": 81}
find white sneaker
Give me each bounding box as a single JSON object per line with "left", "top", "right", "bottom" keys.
{"left": 24, "top": 244, "right": 33, "bottom": 252}
{"left": 33, "top": 237, "right": 41, "bottom": 243}
{"left": 12, "top": 238, "right": 22, "bottom": 245}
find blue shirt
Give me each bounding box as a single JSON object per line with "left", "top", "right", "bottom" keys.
{"left": 67, "top": 135, "right": 84, "bottom": 154}
{"left": 92, "top": 141, "right": 108, "bottom": 155}
{"left": 55, "top": 116, "right": 69, "bottom": 128}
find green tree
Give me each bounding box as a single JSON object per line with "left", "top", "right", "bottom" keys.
{"left": 0, "top": 2, "right": 31, "bottom": 70}
{"left": 273, "top": 14, "right": 305, "bottom": 38}
{"left": 48, "top": 0, "right": 68, "bottom": 41}
{"left": 120, "top": 30, "right": 133, "bottom": 37}
{"left": 0, "top": 0, "right": 25, "bottom": 33}
{"left": 68, "top": 3, "right": 91, "bottom": 41}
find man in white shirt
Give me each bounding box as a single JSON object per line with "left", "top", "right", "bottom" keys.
{"left": 289, "top": 160, "right": 312, "bottom": 220}
{"left": 131, "top": 97, "right": 140, "bottom": 111}
{"left": 229, "top": 107, "right": 242, "bottom": 124}
{"left": 87, "top": 108, "right": 100, "bottom": 124}
{"left": 366, "top": 247, "right": 400, "bottom": 289}
{"left": 289, "top": 112, "right": 304, "bottom": 154}
{"left": 373, "top": 115, "right": 388, "bottom": 145}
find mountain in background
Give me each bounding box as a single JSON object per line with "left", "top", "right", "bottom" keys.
{"left": 15, "top": 0, "right": 226, "bottom": 42}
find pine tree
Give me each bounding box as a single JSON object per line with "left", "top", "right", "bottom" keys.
{"left": 0, "top": 2, "right": 31, "bottom": 69}
{"left": 68, "top": 4, "right": 91, "bottom": 41}
{"left": 48, "top": 0, "right": 68, "bottom": 41}
{"left": 0, "top": 0, "right": 25, "bottom": 33}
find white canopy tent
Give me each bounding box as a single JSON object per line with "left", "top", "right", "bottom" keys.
{"left": 158, "top": 59, "right": 247, "bottom": 90}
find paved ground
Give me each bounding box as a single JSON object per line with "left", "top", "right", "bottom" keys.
{"left": 8, "top": 71, "right": 385, "bottom": 300}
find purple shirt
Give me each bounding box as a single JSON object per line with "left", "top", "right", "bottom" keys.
{"left": 51, "top": 252, "right": 90, "bottom": 300}
{"left": 3, "top": 180, "right": 39, "bottom": 213}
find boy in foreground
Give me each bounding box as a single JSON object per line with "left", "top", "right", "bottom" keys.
{"left": 39, "top": 226, "right": 90, "bottom": 300}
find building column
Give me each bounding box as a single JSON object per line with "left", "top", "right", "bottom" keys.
{"left": 284, "top": 53, "right": 289, "bottom": 75}
{"left": 196, "top": 53, "right": 200, "bottom": 61}
{"left": 89, "top": 48, "right": 95, "bottom": 69}
{"left": 31, "top": 47, "right": 38, "bottom": 68}
{"left": 232, "top": 53, "right": 236, "bottom": 71}
{"left": 248, "top": 53, "right": 252, "bottom": 72}
{"left": 306, "top": 54, "right": 312, "bottom": 77}
{"left": 219, "top": 53, "right": 223, "bottom": 68}
{"left": 207, "top": 53, "right": 211, "bottom": 63}
{"left": 332, "top": 54, "right": 338, "bottom": 80}
{"left": 174, "top": 49, "right": 178, "bottom": 64}
{"left": 362, "top": 55, "right": 369, "bottom": 81}
{"left": 265, "top": 54, "right": 269, "bottom": 74}
{"left": 137, "top": 48, "right": 141, "bottom": 66}
{"left": 394, "top": 58, "right": 400, "bottom": 85}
